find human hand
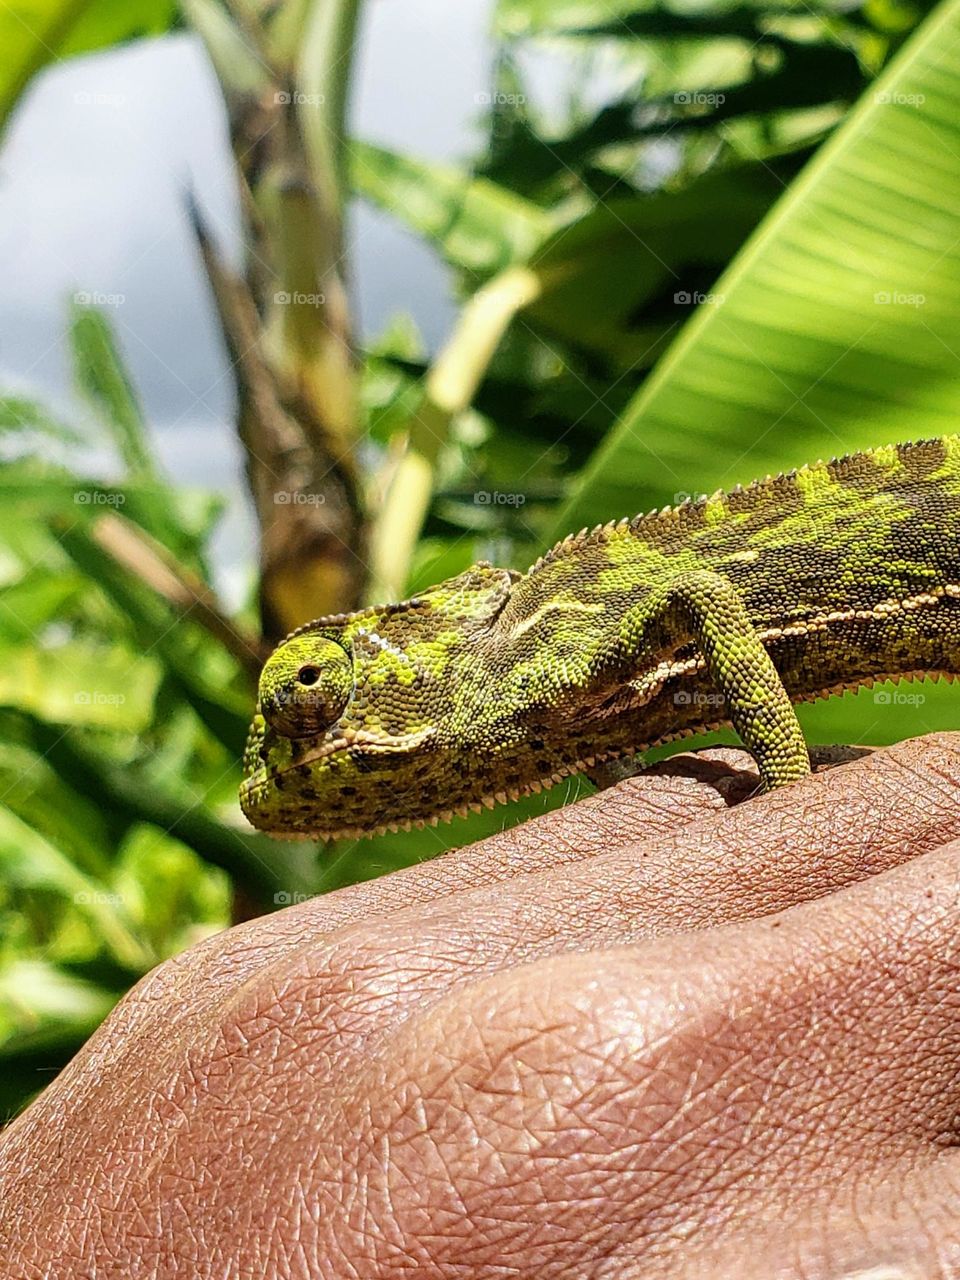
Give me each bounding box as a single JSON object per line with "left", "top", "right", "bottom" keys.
{"left": 3, "top": 734, "right": 960, "bottom": 1278}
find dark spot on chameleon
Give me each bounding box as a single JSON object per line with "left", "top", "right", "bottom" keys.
{"left": 536, "top": 759, "right": 552, "bottom": 774}
{"left": 340, "top": 785, "right": 357, "bottom": 796}
{"left": 897, "top": 437, "right": 947, "bottom": 479}
{"left": 274, "top": 776, "right": 284, "bottom": 791}
{"left": 529, "top": 738, "right": 545, "bottom": 751}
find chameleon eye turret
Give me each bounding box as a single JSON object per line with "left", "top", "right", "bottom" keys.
{"left": 258, "top": 634, "right": 354, "bottom": 739}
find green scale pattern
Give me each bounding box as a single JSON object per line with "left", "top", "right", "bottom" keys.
{"left": 241, "top": 437, "right": 960, "bottom": 839}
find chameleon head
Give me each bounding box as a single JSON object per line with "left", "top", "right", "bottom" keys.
{"left": 239, "top": 565, "right": 519, "bottom": 840}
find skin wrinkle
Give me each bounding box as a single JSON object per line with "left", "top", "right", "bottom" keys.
{"left": 13, "top": 760, "right": 721, "bottom": 1190}
{"left": 330, "top": 844, "right": 960, "bottom": 1274}
{"left": 6, "top": 736, "right": 960, "bottom": 1277}
{"left": 0, "top": 751, "right": 856, "bottom": 1186}
{"left": 687, "top": 1161, "right": 960, "bottom": 1280}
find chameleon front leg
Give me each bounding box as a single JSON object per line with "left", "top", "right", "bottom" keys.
{"left": 620, "top": 569, "right": 811, "bottom": 790}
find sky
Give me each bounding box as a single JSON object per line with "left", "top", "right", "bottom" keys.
{"left": 0, "top": 0, "right": 495, "bottom": 595}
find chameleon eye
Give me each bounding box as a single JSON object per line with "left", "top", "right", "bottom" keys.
{"left": 258, "top": 636, "right": 354, "bottom": 739}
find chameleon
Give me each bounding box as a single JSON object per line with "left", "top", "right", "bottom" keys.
{"left": 240, "top": 436, "right": 960, "bottom": 840}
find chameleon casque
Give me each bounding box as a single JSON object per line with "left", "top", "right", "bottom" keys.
{"left": 241, "top": 437, "right": 960, "bottom": 840}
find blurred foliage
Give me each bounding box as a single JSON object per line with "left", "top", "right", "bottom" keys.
{"left": 0, "top": 0, "right": 178, "bottom": 139}
{"left": 1, "top": 0, "right": 959, "bottom": 1114}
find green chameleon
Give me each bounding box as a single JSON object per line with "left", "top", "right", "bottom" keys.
{"left": 240, "top": 437, "right": 960, "bottom": 840}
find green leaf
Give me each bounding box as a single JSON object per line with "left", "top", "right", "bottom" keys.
{"left": 0, "top": 638, "right": 160, "bottom": 732}
{"left": 349, "top": 140, "right": 553, "bottom": 276}
{"left": 3, "top": 709, "right": 311, "bottom": 907}
{"left": 0, "top": 395, "right": 79, "bottom": 442}
{"left": 0, "top": 568, "right": 85, "bottom": 639}
{"left": 0, "top": 733, "right": 116, "bottom": 883}
{"left": 112, "top": 823, "right": 230, "bottom": 959}
{"left": 550, "top": 0, "right": 960, "bottom": 537}
{"left": 526, "top": 166, "right": 782, "bottom": 367}
{"left": 0, "top": 959, "right": 118, "bottom": 1059}
{"left": 0, "top": 807, "right": 153, "bottom": 971}
{"left": 0, "top": 457, "right": 222, "bottom": 566}
{"left": 0, "top": 0, "right": 177, "bottom": 137}
{"left": 496, "top": 0, "right": 863, "bottom": 36}
{"left": 69, "top": 301, "right": 157, "bottom": 480}
{"left": 480, "top": 42, "right": 863, "bottom": 194}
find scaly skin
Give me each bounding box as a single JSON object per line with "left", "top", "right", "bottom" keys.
{"left": 240, "top": 437, "right": 960, "bottom": 839}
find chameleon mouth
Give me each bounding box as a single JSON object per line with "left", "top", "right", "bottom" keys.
{"left": 239, "top": 724, "right": 437, "bottom": 807}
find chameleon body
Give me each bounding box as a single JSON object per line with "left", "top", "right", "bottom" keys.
{"left": 240, "top": 437, "right": 960, "bottom": 839}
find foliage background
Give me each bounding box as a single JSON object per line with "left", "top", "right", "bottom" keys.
{"left": 1, "top": 0, "right": 959, "bottom": 1116}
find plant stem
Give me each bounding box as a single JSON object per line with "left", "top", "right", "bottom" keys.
{"left": 367, "top": 266, "right": 541, "bottom": 602}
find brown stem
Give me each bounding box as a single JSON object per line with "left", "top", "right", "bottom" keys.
{"left": 90, "top": 512, "right": 267, "bottom": 678}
